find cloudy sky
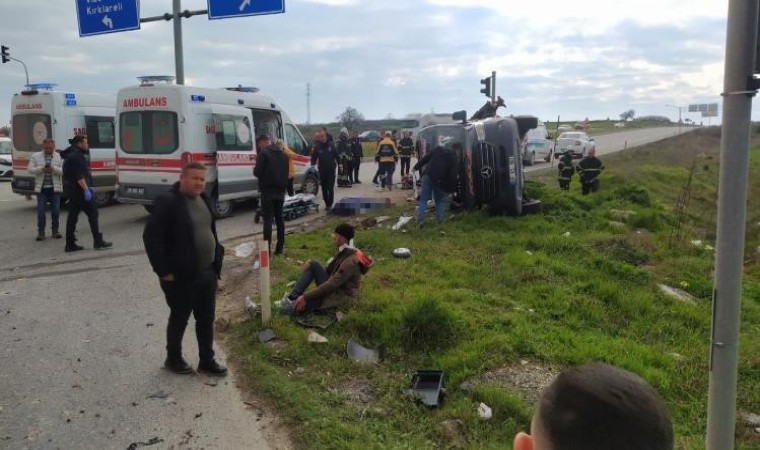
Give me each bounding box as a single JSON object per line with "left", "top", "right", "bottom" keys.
{"left": 0, "top": 0, "right": 735, "bottom": 127}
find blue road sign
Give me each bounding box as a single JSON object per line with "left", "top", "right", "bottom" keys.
{"left": 76, "top": 0, "right": 141, "bottom": 37}
{"left": 207, "top": 0, "right": 285, "bottom": 20}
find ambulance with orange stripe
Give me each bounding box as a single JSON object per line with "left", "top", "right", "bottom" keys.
{"left": 10, "top": 83, "right": 117, "bottom": 206}
{"left": 115, "top": 77, "right": 317, "bottom": 217}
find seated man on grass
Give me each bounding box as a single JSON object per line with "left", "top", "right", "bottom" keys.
{"left": 514, "top": 362, "right": 674, "bottom": 450}
{"left": 281, "top": 223, "right": 372, "bottom": 315}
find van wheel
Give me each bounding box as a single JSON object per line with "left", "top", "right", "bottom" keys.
{"left": 525, "top": 152, "right": 536, "bottom": 166}
{"left": 211, "top": 197, "right": 233, "bottom": 219}
{"left": 92, "top": 192, "right": 113, "bottom": 207}
{"left": 143, "top": 205, "right": 154, "bottom": 214}
{"left": 301, "top": 174, "right": 319, "bottom": 196}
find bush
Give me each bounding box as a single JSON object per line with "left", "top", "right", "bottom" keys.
{"left": 400, "top": 297, "right": 462, "bottom": 352}
{"left": 614, "top": 184, "right": 651, "bottom": 206}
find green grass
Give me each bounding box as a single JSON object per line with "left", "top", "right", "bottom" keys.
{"left": 229, "top": 128, "right": 760, "bottom": 449}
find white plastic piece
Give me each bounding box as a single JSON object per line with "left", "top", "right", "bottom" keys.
{"left": 235, "top": 242, "right": 255, "bottom": 258}
{"left": 478, "top": 402, "right": 492, "bottom": 420}
{"left": 308, "top": 331, "right": 328, "bottom": 343}
{"left": 392, "top": 216, "right": 413, "bottom": 231}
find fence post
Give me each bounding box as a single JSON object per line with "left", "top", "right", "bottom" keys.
{"left": 259, "top": 240, "right": 271, "bottom": 324}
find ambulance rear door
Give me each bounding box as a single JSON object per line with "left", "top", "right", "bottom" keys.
{"left": 10, "top": 94, "right": 55, "bottom": 194}
{"left": 210, "top": 105, "right": 255, "bottom": 201}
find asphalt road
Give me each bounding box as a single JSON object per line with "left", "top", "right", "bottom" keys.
{"left": 0, "top": 126, "right": 686, "bottom": 448}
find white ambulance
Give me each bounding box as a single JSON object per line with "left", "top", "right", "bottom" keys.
{"left": 115, "top": 77, "right": 318, "bottom": 217}
{"left": 10, "top": 83, "right": 117, "bottom": 205}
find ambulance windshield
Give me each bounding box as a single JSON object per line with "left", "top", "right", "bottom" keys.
{"left": 0, "top": 140, "right": 11, "bottom": 155}
{"left": 12, "top": 114, "right": 52, "bottom": 153}
{"left": 417, "top": 125, "right": 464, "bottom": 157}
{"left": 251, "top": 109, "right": 282, "bottom": 142}
{"left": 120, "top": 111, "right": 179, "bottom": 154}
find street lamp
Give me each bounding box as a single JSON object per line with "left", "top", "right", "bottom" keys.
{"left": 665, "top": 104, "right": 685, "bottom": 135}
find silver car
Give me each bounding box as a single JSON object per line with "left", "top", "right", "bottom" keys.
{"left": 0, "top": 137, "right": 12, "bottom": 179}
{"left": 555, "top": 132, "right": 594, "bottom": 159}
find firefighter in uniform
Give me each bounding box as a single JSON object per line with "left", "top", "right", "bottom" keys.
{"left": 557, "top": 149, "right": 575, "bottom": 191}
{"left": 576, "top": 147, "right": 605, "bottom": 195}
{"left": 336, "top": 129, "right": 353, "bottom": 187}
{"left": 398, "top": 132, "right": 414, "bottom": 176}
{"left": 374, "top": 132, "right": 399, "bottom": 190}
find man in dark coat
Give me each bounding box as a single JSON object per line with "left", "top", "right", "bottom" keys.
{"left": 349, "top": 131, "right": 363, "bottom": 183}
{"left": 62, "top": 135, "right": 111, "bottom": 252}
{"left": 414, "top": 145, "right": 458, "bottom": 224}
{"left": 143, "top": 162, "right": 227, "bottom": 376}
{"left": 310, "top": 127, "right": 339, "bottom": 209}
{"left": 557, "top": 149, "right": 575, "bottom": 191}
{"left": 398, "top": 131, "right": 415, "bottom": 176}
{"left": 576, "top": 148, "right": 605, "bottom": 195}
{"left": 254, "top": 135, "right": 289, "bottom": 255}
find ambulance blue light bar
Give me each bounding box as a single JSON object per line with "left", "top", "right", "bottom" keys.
{"left": 191, "top": 95, "right": 206, "bottom": 102}
{"left": 26, "top": 83, "right": 58, "bottom": 91}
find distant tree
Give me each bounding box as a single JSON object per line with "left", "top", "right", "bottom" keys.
{"left": 336, "top": 107, "right": 365, "bottom": 131}
{"left": 0, "top": 125, "right": 9, "bottom": 137}
{"left": 619, "top": 109, "right": 636, "bottom": 121}
{"left": 635, "top": 115, "right": 671, "bottom": 123}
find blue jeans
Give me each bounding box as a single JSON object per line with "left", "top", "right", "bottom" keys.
{"left": 37, "top": 188, "right": 61, "bottom": 233}
{"left": 417, "top": 175, "right": 448, "bottom": 224}
{"left": 380, "top": 162, "right": 395, "bottom": 189}
{"left": 290, "top": 260, "right": 330, "bottom": 312}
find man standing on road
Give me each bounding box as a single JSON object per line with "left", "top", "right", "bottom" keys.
{"left": 414, "top": 145, "right": 458, "bottom": 225}
{"left": 374, "top": 132, "right": 399, "bottom": 190}
{"left": 350, "top": 131, "right": 363, "bottom": 184}
{"left": 398, "top": 132, "right": 414, "bottom": 177}
{"left": 254, "top": 135, "right": 289, "bottom": 255}
{"left": 62, "top": 135, "right": 112, "bottom": 252}
{"left": 557, "top": 149, "right": 575, "bottom": 191}
{"left": 336, "top": 128, "right": 353, "bottom": 188}
{"left": 311, "top": 127, "right": 339, "bottom": 210}
{"left": 143, "top": 162, "right": 227, "bottom": 376}
{"left": 576, "top": 148, "right": 605, "bottom": 195}
{"left": 28, "top": 138, "right": 63, "bottom": 241}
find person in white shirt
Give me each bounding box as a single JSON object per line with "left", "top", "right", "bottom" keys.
{"left": 27, "top": 138, "right": 63, "bottom": 241}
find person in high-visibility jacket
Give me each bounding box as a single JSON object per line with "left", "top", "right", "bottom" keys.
{"left": 576, "top": 148, "right": 605, "bottom": 195}
{"left": 557, "top": 149, "right": 575, "bottom": 191}
{"left": 374, "top": 132, "right": 398, "bottom": 190}
{"left": 282, "top": 142, "right": 296, "bottom": 196}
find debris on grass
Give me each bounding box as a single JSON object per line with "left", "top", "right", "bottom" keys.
{"left": 258, "top": 329, "right": 277, "bottom": 343}
{"left": 460, "top": 361, "right": 558, "bottom": 404}
{"left": 392, "top": 215, "right": 413, "bottom": 231}
{"left": 235, "top": 242, "right": 255, "bottom": 258}
{"left": 658, "top": 284, "right": 697, "bottom": 305}
{"left": 392, "top": 248, "right": 411, "bottom": 258}
{"left": 346, "top": 338, "right": 380, "bottom": 364}
{"left": 478, "top": 402, "right": 493, "bottom": 420}
{"left": 147, "top": 391, "right": 170, "bottom": 400}
{"left": 307, "top": 331, "right": 328, "bottom": 343}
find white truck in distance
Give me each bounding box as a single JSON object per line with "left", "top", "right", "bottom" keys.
{"left": 115, "top": 78, "right": 318, "bottom": 217}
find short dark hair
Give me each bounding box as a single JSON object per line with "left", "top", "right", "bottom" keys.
{"left": 538, "top": 363, "right": 673, "bottom": 450}
{"left": 43, "top": 138, "right": 55, "bottom": 144}
{"left": 69, "top": 135, "right": 87, "bottom": 145}
{"left": 181, "top": 162, "right": 207, "bottom": 174}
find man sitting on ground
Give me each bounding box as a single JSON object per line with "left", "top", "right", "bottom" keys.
{"left": 513, "top": 362, "right": 674, "bottom": 450}
{"left": 281, "top": 223, "right": 371, "bottom": 315}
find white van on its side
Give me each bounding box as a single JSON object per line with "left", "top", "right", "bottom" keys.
{"left": 10, "top": 84, "right": 116, "bottom": 205}
{"left": 115, "top": 78, "right": 318, "bottom": 217}
{"left": 521, "top": 121, "right": 552, "bottom": 165}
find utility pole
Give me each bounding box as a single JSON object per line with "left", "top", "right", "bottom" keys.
{"left": 491, "top": 70, "right": 497, "bottom": 104}
{"left": 306, "top": 83, "right": 311, "bottom": 124}
{"left": 665, "top": 104, "right": 684, "bottom": 135}
{"left": 706, "top": 0, "right": 758, "bottom": 448}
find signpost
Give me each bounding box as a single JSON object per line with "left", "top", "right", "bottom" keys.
{"left": 76, "top": 0, "right": 141, "bottom": 37}
{"left": 207, "top": 0, "right": 285, "bottom": 19}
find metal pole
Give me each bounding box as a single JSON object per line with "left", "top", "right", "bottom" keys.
{"left": 9, "top": 57, "right": 30, "bottom": 86}
{"left": 173, "top": 0, "right": 185, "bottom": 85}
{"left": 491, "top": 70, "right": 496, "bottom": 104}
{"left": 307, "top": 83, "right": 311, "bottom": 124}
{"left": 706, "top": 0, "right": 758, "bottom": 448}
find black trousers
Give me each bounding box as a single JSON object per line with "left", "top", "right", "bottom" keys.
{"left": 320, "top": 174, "right": 335, "bottom": 209}
{"left": 160, "top": 267, "right": 217, "bottom": 363}
{"left": 261, "top": 192, "right": 285, "bottom": 253}
{"left": 558, "top": 179, "right": 571, "bottom": 191}
{"left": 400, "top": 157, "right": 411, "bottom": 176}
{"left": 582, "top": 179, "right": 600, "bottom": 195}
{"left": 287, "top": 178, "right": 294, "bottom": 197}
{"left": 65, "top": 192, "right": 101, "bottom": 245}
{"left": 353, "top": 160, "right": 361, "bottom": 183}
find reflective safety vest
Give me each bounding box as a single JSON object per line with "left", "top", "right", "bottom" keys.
{"left": 558, "top": 155, "right": 575, "bottom": 181}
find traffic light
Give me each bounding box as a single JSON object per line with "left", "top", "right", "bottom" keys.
{"left": 480, "top": 76, "right": 492, "bottom": 98}
{"left": 1, "top": 45, "right": 9, "bottom": 64}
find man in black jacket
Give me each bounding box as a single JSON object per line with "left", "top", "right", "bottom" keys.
{"left": 414, "top": 145, "right": 458, "bottom": 225}
{"left": 254, "top": 135, "right": 289, "bottom": 255}
{"left": 143, "top": 162, "right": 227, "bottom": 376}
{"left": 62, "top": 135, "right": 111, "bottom": 252}
{"left": 349, "top": 131, "right": 363, "bottom": 183}
{"left": 310, "top": 127, "right": 339, "bottom": 209}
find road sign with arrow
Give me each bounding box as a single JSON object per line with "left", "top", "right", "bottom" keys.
{"left": 207, "top": 0, "right": 285, "bottom": 20}
{"left": 76, "top": 0, "right": 140, "bottom": 37}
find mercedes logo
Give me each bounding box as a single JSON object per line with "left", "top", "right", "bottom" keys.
{"left": 481, "top": 166, "right": 494, "bottom": 179}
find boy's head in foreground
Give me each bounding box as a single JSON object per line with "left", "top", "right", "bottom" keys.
{"left": 514, "top": 363, "right": 674, "bottom": 450}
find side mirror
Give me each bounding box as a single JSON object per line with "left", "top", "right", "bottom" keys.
{"left": 589, "top": 138, "right": 595, "bottom": 142}
{"left": 452, "top": 110, "right": 467, "bottom": 123}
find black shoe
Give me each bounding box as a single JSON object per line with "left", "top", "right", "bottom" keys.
{"left": 36, "top": 233, "right": 46, "bottom": 241}
{"left": 198, "top": 360, "right": 228, "bottom": 376}
{"left": 52, "top": 229, "right": 62, "bottom": 239}
{"left": 355, "top": 180, "right": 362, "bottom": 184}
{"left": 274, "top": 248, "right": 284, "bottom": 256}
{"left": 164, "top": 357, "right": 194, "bottom": 374}
{"left": 94, "top": 240, "right": 113, "bottom": 250}
{"left": 65, "top": 243, "right": 84, "bottom": 252}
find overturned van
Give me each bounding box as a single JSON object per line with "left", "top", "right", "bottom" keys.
{"left": 417, "top": 115, "right": 539, "bottom": 216}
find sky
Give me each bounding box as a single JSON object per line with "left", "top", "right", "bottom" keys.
{"left": 0, "top": 0, "right": 734, "bottom": 127}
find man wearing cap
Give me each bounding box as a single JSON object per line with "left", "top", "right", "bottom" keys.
{"left": 62, "top": 135, "right": 112, "bottom": 252}
{"left": 280, "top": 223, "right": 371, "bottom": 314}
{"left": 254, "top": 134, "right": 289, "bottom": 255}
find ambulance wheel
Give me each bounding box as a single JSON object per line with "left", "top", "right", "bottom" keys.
{"left": 143, "top": 205, "right": 154, "bottom": 214}
{"left": 92, "top": 192, "right": 114, "bottom": 207}
{"left": 211, "top": 197, "right": 233, "bottom": 219}
{"left": 302, "top": 174, "right": 319, "bottom": 196}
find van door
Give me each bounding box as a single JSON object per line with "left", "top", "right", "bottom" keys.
{"left": 85, "top": 115, "right": 116, "bottom": 192}
{"left": 211, "top": 106, "right": 255, "bottom": 201}
{"left": 284, "top": 122, "right": 310, "bottom": 186}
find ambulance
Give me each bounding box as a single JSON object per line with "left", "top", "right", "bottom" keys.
{"left": 10, "top": 83, "right": 117, "bottom": 206}
{"left": 115, "top": 77, "right": 317, "bottom": 217}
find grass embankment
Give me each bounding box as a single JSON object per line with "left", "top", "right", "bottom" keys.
{"left": 230, "top": 128, "right": 760, "bottom": 449}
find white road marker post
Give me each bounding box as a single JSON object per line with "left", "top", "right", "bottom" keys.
{"left": 259, "top": 240, "right": 271, "bottom": 324}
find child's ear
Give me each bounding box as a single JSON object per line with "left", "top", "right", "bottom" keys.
{"left": 513, "top": 432, "right": 534, "bottom": 450}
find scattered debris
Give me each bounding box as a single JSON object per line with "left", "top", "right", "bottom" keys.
{"left": 235, "top": 242, "right": 255, "bottom": 258}
{"left": 478, "top": 402, "right": 493, "bottom": 420}
{"left": 437, "top": 419, "right": 466, "bottom": 449}
{"left": 705, "top": 244, "right": 714, "bottom": 251}
{"left": 147, "top": 391, "right": 170, "bottom": 400}
{"left": 392, "top": 215, "right": 413, "bottom": 231}
{"left": 346, "top": 338, "right": 380, "bottom": 364}
{"left": 336, "top": 311, "right": 346, "bottom": 322}
{"left": 194, "top": 412, "right": 202, "bottom": 419}
{"left": 252, "top": 260, "right": 260, "bottom": 270}
{"left": 145, "top": 323, "right": 154, "bottom": 327}
{"left": 562, "top": 231, "right": 571, "bottom": 237}
{"left": 245, "top": 296, "right": 260, "bottom": 319}
{"left": 740, "top": 411, "right": 760, "bottom": 427}
{"left": 295, "top": 367, "right": 306, "bottom": 375}
{"left": 126, "top": 437, "right": 164, "bottom": 449}
{"left": 204, "top": 381, "right": 218, "bottom": 387}
{"left": 658, "top": 284, "right": 697, "bottom": 305}
{"left": 286, "top": 280, "right": 296, "bottom": 287}
{"left": 525, "top": 250, "right": 533, "bottom": 256}
{"left": 392, "top": 248, "right": 412, "bottom": 259}
{"left": 411, "top": 370, "right": 445, "bottom": 407}
{"left": 460, "top": 361, "right": 558, "bottom": 404}
{"left": 258, "top": 329, "right": 277, "bottom": 343}
{"left": 307, "top": 331, "right": 328, "bottom": 343}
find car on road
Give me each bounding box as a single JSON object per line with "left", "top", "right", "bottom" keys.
{"left": 521, "top": 122, "right": 551, "bottom": 165}
{"left": 555, "top": 131, "right": 595, "bottom": 159}
{"left": 0, "top": 137, "right": 12, "bottom": 179}
{"left": 358, "top": 130, "right": 380, "bottom": 142}
{"left": 557, "top": 124, "right": 572, "bottom": 133}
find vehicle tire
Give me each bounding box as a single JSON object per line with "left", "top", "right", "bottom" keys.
{"left": 525, "top": 152, "right": 536, "bottom": 166}
{"left": 211, "top": 196, "right": 233, "bottom": 219}
{"left": 92, "top": 192, "right": 114, "bottom": 207}
{"left": 143, "top": 205, "right": 154, "bottom": 214}
{"left": 301, "top": 174, "right": 319, "bottom": 196}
